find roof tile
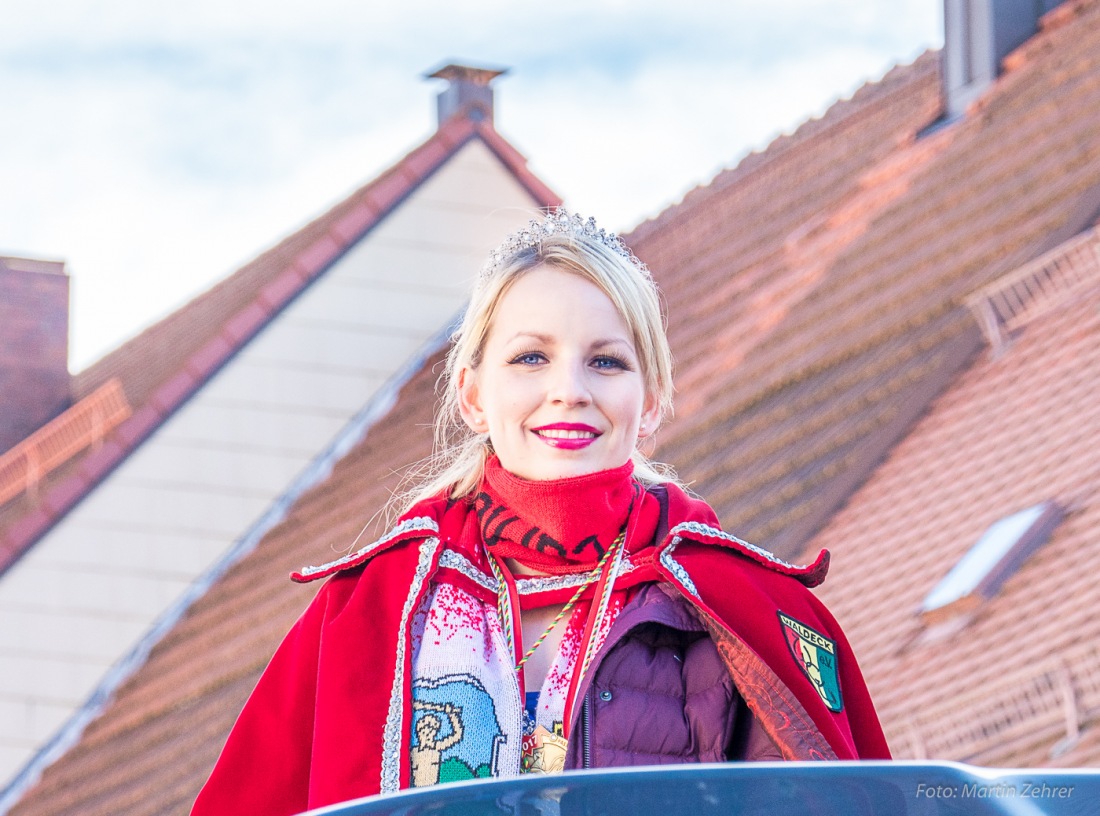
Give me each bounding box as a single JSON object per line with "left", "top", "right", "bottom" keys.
{"left": 6, "top": 51, "right": 946, "bottom": 811}
{"left": 292, "top": 233, "right": 344, "bottom": 281}
{"left": 363, "top": 166, "right": 421, "bottom": 215}
{"left": 148, "top": 371, "right": 198, "bottom": 414}
{"left": 42, "top": 473, "right": 92, "bottom": 516}
{"left": 255, "top": 268, "right": 307, "bottom": 313}
{"left": 76, "top": 440, "right": 125, "bottom": 482}
{"left": 221, "top": 301, "right": 272, "bottom": 345}
{"left": 329, "top": 201, "right": 380, "bottom": 245}
{"left": 184, "top": 335, "right": 234, "bottom": 382}
{"left": 1, "top": 508, "right": 51, "bottom": 562}
{"left": 112, "top": 405, "right": 164, "bottom": 449}
{"left": 398, "top": 133, "right": 457, "bottom": 181}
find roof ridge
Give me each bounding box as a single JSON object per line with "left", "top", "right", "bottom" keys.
{"left": 71, "top": 117, "right": 474, "bottom": 395}
{"left": 73, "top": 118, "right": 558, "bottom": 404}
{"left": 4, "top": 116, "right": 559, "bottom": 576}
{"left": 626, "top": 51, "right": 940, "bottom": 244}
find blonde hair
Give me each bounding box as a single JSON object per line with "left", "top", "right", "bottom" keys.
{"left": 392, "top": 221, "right": 679, "bottom": 519}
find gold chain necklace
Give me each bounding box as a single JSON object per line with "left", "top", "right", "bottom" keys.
{"left": 488, "top": 530, "right": 625, "bottom": 673}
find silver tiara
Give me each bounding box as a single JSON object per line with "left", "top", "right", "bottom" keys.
{"left": 482, "top": 208, "right": 650, "bottom": 280}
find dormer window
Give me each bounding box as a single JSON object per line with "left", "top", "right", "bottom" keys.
{"left": 942, "top": 0, "right": 1067, "bottom": 120}
{"left": 921, "top": 501, "right": 1062, "bottom": 621}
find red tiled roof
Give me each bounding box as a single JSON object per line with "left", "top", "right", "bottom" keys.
{"left": 0, "top": 113, "right": 560, "bottom": 576}
{"left": 809, "top": 231, "right": 1100, "bottom": 766}
{"left": 633, "top": 0, "right": 1100, "bottom": 556}
{"left": 12, "top": 1, "right": 1100, "bottom": 812}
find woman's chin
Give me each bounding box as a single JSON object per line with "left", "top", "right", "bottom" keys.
{"left": 499, "top": 452, "right": 628, "bottom": 482}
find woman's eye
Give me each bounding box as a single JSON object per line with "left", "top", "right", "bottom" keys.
{"left": 592, "top": 355, "right": 630, "bottom": 371}
{"left": 509, "top": 351, "right": 545, "bottom": 366}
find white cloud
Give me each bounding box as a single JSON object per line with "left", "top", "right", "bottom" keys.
{"left": 0, "top": 1, "right": 941, "bottom": 369}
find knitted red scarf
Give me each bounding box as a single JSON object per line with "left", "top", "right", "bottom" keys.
{"left": 475, "top": 455, "right": 659, "bottom": 575}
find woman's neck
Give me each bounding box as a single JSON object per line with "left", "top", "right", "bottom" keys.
{"left": 505, "top": 558, "right": 550, "bottom": 578}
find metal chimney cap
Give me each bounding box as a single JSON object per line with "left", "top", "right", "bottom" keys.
{"left": 424, "top": 62, "right": 509, "bottom": 85}
{"left": 424, "top": 61, "right": 510, "bottom": 126}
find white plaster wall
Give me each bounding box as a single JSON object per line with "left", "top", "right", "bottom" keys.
{"left": 0, "top": 137, "right": 544, "bottom": 785}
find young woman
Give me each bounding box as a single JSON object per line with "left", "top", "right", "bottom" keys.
{"left": 192, "top": 209, "right": 889, "bottom": 816}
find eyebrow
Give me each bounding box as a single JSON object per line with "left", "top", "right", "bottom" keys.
{"left": 504, "top": 332, "right": 634, "bottom": 351}
{"left": 505, "top": 332, "right": 553, "bottom": 344}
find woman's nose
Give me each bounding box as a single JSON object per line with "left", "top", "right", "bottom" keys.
{"left": 548, "top": 362, "right": 591, "bottom": 406}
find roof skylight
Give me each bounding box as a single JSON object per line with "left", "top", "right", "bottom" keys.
{"left": 921, "top": 501, "right": 1062, "bottom": 615}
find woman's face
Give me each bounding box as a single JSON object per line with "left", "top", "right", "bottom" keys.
{"left": 459, "top": 265, "right": 660, "bottom": 481}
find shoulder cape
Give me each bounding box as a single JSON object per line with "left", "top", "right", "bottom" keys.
{"left": 192, "top": 489, "right": 888, "bottom": 816}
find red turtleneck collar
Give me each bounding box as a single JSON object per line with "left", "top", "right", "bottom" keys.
{"left": 474, "top": 455, "right": 658, "bottom": 574}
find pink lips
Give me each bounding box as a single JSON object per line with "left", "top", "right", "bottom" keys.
{"left": 531, "top": 422, "right": 601, "bottom": 450}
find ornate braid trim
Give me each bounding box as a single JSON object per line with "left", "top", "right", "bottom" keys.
{"left": 292, "top": 517, "right": 439, "bottom": 582}
{"left": 659, "top": 537, "right": 699, "bottom": 597}
{"left": 668, "top": 521, "right": 829, "bottom": 587}
{"left": 438, "top": 550, "right": 498, "bottom": 592}
{"left": 516, "top": 557, "right": 636, "bottom": 596}
{"left": 436, "top": 551, "right": 639, "bottom": 596}
{"left": 380, "top": 535, "right": 441, "bottom": 793}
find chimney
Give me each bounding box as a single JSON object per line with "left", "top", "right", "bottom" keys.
{"left": 942, "top": 0, "right": 1066, "bottom": 119}
{"left": 0, "top": 256, "right": 72, "bottom": 454}
{"left": 425, "top": 62, "right": 508, "bottom": 127}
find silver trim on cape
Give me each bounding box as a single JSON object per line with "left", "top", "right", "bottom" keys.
{"left": 297, "top": 517, "right": 438, "bottom": 578}
{"left": 517, "top": 556, "right": 636, "bottom": 595}
{"left": 437, "top": 549, "right": 498, "bottom": 592}
{"left": 380, "top": 535, "right": 441, "bottom": 793}
{"left": 659, "top": 536, "right": 699, "bottom": 597}
{"left": 436, "top": 550, "right": 637, "bottom": 596}
{"left": 668, "top": 521, "right": 803, "bottom": 570}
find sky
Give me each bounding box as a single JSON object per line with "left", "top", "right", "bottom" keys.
{"left": 1, "top": 1, "right": 942, "bottom": 370}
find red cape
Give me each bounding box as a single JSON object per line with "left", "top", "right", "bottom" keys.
{"left": 192, "top": 487, "right": 889, "bottom": 815}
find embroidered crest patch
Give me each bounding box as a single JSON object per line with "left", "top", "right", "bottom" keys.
{"left": 778, "top": 612, "right": 843, "bottom": 713}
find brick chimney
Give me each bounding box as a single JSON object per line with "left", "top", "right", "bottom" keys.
{"left": 942, "top": 0, "right": 1066, "bottom": 118}
{"left": 425, "top": 62, "right": 508, "bottom": 127}
{"left": 0, "top": 256, "right": 71, "bottom": 454}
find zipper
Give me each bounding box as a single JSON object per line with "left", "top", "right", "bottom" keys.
{"left": 582, "top": 687, "right": 593, "bottom": 769}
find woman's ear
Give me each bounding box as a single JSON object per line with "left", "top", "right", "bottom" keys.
{"left": 457, "top": 366, "right": 487, "bottom": 432}
{"left": 637, "top": 392, "right": 662, "bottom": 439}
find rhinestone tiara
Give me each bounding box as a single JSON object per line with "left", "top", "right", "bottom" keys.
{"left": 481, "top": 207, "right": 650, "bottom": 281}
